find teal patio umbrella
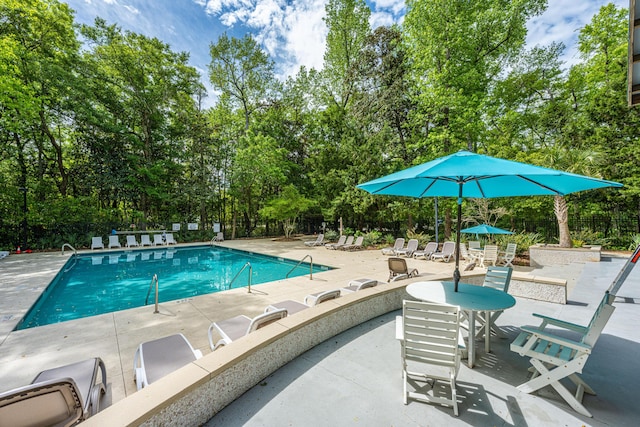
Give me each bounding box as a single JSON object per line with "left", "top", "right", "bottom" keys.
{"left": 357, "top": 151, "right": 622, "bottom": 291}
{"left": 460, "top": 224, "right": 513, "bottom": 236}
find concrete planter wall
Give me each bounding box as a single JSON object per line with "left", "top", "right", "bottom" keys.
{"left": 529, "top": 244, "right": 601, "bottom": 267}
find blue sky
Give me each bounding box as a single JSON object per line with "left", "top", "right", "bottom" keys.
{"left": 65, "top": 0, "right": 627, "bottom": 104}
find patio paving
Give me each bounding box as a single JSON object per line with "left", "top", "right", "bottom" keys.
{"left": 0, "top": 240, "right": 638, "bottom": 426}
{"left": 207, "top": 251, "right": 640, "bottom": 427}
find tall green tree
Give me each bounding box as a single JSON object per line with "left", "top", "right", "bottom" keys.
{"left": 208, "top": 34, "right": 275, "bottom": 132}
{"left": 78, "top": 19, "right": 201, "bottom": 222}
{"left": 404, "top": 0, "right": 547, "bottom": 155}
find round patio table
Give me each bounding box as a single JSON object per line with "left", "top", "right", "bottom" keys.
{"left": 406, "top": 281, "right": 516, "bottom": 368}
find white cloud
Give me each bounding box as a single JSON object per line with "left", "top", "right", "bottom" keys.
{"left": 525, "top": 0, "right": 628, "bottom": 67}
{"left": 369, "top": 11, "right": 395, "bottom": 28}
{"left": 199, "top": 0, "right": 328, "bottom": 77}
{"left": 370, "top": 0, "right": 405, "bottom": 16}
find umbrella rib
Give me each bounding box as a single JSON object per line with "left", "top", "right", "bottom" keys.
{"left": 417, "top": 180, "right": 438, "bottom": 198}
{"left": 517, "top": 175, "right": 564, "bottom": 195}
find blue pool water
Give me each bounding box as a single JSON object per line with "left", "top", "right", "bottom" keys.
{"left": 16, "top": 245, "right": 329, "bottom": 330}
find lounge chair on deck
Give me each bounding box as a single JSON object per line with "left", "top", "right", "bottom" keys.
{"left": 413, "top": 242, "right": 437, "bottom": 259}
{"left": 126, "top": 235, "right": 139, "bottom": 248}
{"left": 304, "top": 234, "right": 324, "bottom": 247}
{"left": 382, "top": 238, "right": 404, "bottom": 255}
{"left": 388, "top": 258, "right": 419, "bottom": 282}
{"left": 395, "top": 239, "right": 419, "bottom": 257}
{"left": 265, "top": 289, "right": 341, "bottom": 315}
{"left": 341, "top": 278, "right": 378, "bottom": 293}
{"left": 431, "top": 241, "right": 456, "bottom": 262}
{"left": 133, "top": 334, "right": 202, "bottom": 390}
{"left": 325, "top": 235, "right": 346, "bottom": 250}
{"left": 153, "top": 234, "right": 164, "bottom": 246}
{"left": 91, "top": 237, "right": 104, "bottom": 250}
{"left": 340, "top": 235, "right": 364, "bottom": 251}
{"left": 213, "top": 232, "right": 224, "bottom": 242}
{"left": 0, "top": 357, "right": 107, "bottom": 424}
{"left": 165, "top": 233, "right": 177, "bottom": 245}
{"left": 140, "top": 234, "right": 152, "bottom": 246}
{"left": 209, "top": 309, "right": 288, "bottom": 351}
{"left": 108, "top": 235, "right": 121, "bottom": 249}
{"left": 331, "top": 235, "right": 353, "bottom": 250}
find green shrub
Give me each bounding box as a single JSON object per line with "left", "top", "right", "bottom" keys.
{"left": 324, "top": 229, "right": 339, "bottom": 242}
{"left": 406, "top": 229, "right": 432, "bottom": 246}
{"left": 362, "top": 230, "right": 383, "bottom": 247}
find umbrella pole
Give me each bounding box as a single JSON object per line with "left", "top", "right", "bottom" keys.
{"left": 454, "top": 188, "right": 462, "bottom": 292}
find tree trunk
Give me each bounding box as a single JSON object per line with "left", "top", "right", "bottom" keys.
{"left": 554, "top": 195, "right": 573, "bottom": 248}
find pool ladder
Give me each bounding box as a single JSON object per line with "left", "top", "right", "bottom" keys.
{"left": 286, "top": 254, "right": 313, "bottom": 280}
{"left": 228, "top": 262, "right": 252, "bottom": 293}
{"left": 145, "top": 274, "right": 160, "bottom": 313}
{"left": 61, "top": 244, "right": 79, "bottom": 272}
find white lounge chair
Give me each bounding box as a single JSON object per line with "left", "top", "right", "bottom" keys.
{"left": 340, "top": 235, "right": 364, "bottom": 251}
{"left": 108, "top": 235, "right": 121, "bottom": 249}
{"left": 325, "top": 235, "right": 346, "bottom": 250}
{"left": 304, "top": 234, "right": 325, "bottom": 247}
{"left": 133, "top": 334, "right": 202, "bottom": 390}
{"left": 341, "top": 278, "right": 378, "bottom": 293}
{"left": 213, "top": 232, "right": 224, "bottom": 242}
{"left": 140, "top": 234, "right": 152, "bottom": 246}
{"left": 382, "top": 238, "right": 404, "bottom": 255}
{"left": 395, "top": 239, "right": 419, "bottom": 257}
{"left": 165, "top": 233, "right": 177, "bottom": 245}
{"left": 0, "top": 357, "right": 107, "bottom": 424}
{"left": 208, "top": 309, "right": 288, "bottom": 350}
{"left": 398, "top": 300, "right": 462, "bottom": 416}
{"left": 388, "top": 257, "right": 419, "bottom": 282}
{"left": 413, "top": 242, "right": 437, "bottom": 259}
{"left": 153, "top": 234, "right": 164, "bottom": 246}
{"left": 431, "top": 241, "right": 456, "bottom": 262}
{"left": 126, "top": 235, "right": 139, "bottom": 248}
{"left": 265, "top": 289, "right": 341, "bottom": 315}
{"left": 91, "top": 236, "right": 104, "bottom": 250}
{"left": 511, "top": 292, "right": 615, "bottom": 417}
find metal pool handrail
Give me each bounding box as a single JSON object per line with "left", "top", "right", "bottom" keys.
{"left": 229, "top": 262, "right": 252, "bottom": 293}
{"left": 61, "top": 244, "right": 79, "bottom": 273}
{"left": 145, "top": 274, "right": 160, "bottom": 313}
{"left": 61, "top": 243, "right": 77, "bottom": 256}
{"left": 286, "top": 255, "right": 313, "bottom": 280}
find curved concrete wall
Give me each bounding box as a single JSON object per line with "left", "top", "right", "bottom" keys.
{"left": 82, "top": 278, "right": 428, "bottom": 426}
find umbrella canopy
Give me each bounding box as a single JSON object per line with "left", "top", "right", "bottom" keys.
{"left": 357, "top": 151, "right": 623, "bottom": 291}
{"left": 460, "top": 224, "right": 513, "bottom": 235}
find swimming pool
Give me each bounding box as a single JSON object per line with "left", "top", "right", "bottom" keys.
{"left": 16, "top": 245, "right": 330, "bottom": 330}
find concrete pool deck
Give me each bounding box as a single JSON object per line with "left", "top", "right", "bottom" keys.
{"left": 1, "top": 239, "right": 639, "bottom": 426}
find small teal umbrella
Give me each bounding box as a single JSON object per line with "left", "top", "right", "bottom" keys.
{"left": 461, "top": 224, "right": 513, "bottom": 235}
{"left": 357, "top": 151, "right": 622, "bottom": 291}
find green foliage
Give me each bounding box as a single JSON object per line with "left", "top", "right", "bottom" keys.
{"left": 361, "top": 230, "right": 383, "bottom": 247}
{"left": 406, "top": 229, "right": 432, "bottom": 246}
{"left": 629, "top": 235, "right": 640, "bottom": 251}
{"left": 259, "top": 185, "right": 316, "bottom": 238}
{"left": 495, "top": 232, "right": 544, "bottom": 255}
{"left": 324, "top": 230, "right": 340, "bottom": 242}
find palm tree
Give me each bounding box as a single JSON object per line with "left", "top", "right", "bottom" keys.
{"left": 542, "top": 147, "right": 603, "bottom": 248}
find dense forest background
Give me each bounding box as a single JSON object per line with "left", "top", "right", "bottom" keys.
{"left": 1, "top": 0, "right": 639, "bottom": 251}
